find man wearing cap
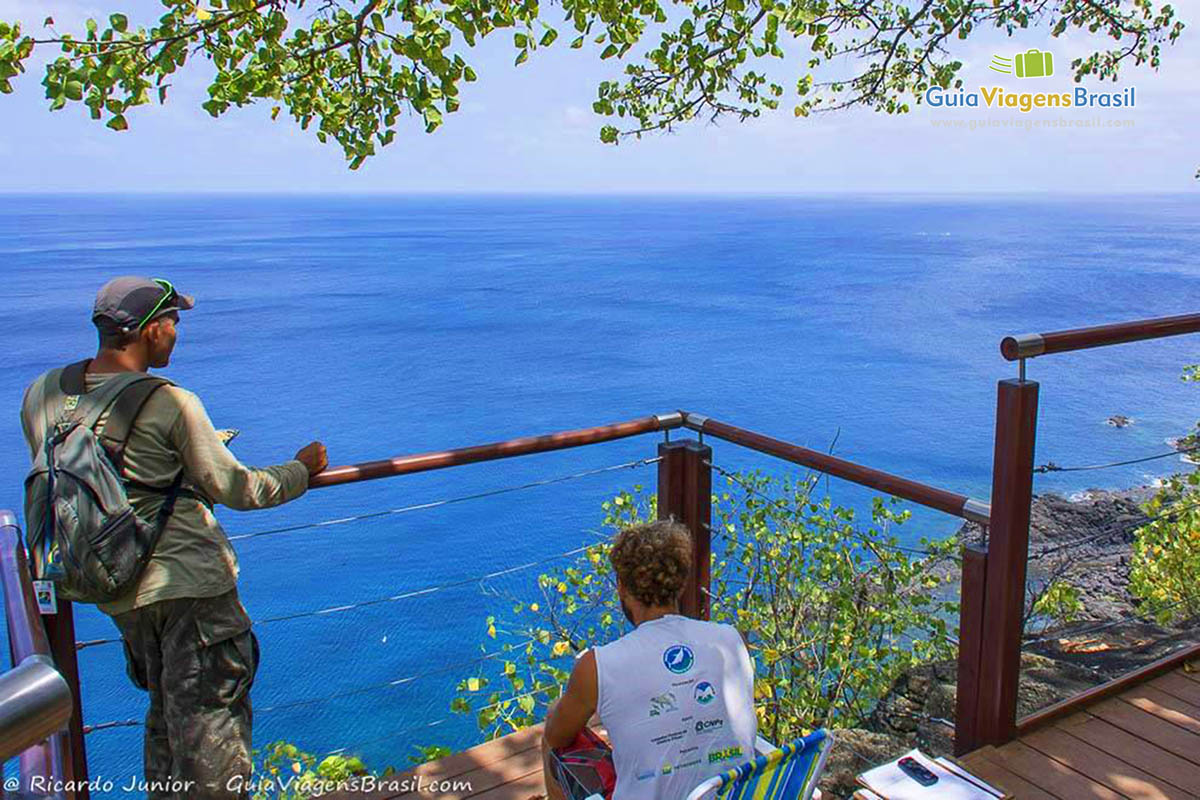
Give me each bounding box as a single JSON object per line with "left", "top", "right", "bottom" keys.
{"left": 20, "top": 276, "right": 328, "bottom": 799}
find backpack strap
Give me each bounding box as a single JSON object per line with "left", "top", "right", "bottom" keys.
{"left": 48, "top": 362, "right": 154, "bottom": 431}
{"left": 98, "top": 377, "right": 173, "bottom": 473}
{"left": 153, "top": 469, "right": 187, "bottom": 530}
{"left": 48, "top": 360, "right": 174, "bottom": 472}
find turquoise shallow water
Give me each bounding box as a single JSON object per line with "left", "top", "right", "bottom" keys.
{"left": 1, "top": 193, "right": 1198, "bottom": 794}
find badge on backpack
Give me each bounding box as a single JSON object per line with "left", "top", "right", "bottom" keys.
{"left": 33, "top": 580, "right": 58, "bottom": 614}
{"left": 63, "top": 395, "right": 79, "bottom": 412}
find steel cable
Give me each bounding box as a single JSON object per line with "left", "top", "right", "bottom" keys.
{"left": 254, "top": 638, "right": 538, "bottom": 714}
{"left": 76, "top": 459, "right": 655, "bottom": 651}
{"left": 1028, "top": 498, "right": 1200, "bottom": 561}
{"left": 708, "top": 461, "right": 947, "bottom": 558}
{"left": 1033, "top": 444, "right": 1200, "bottom": 475}
{"left": 229, "top": 458, "right": 660, "bottom": 543}
{"left": 78, "top": 539, "right": 605, "bottom": 650}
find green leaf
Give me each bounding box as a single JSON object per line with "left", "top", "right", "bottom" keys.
{"left": 514, "top": 48, "right": 528, "bottom": 66}
{"left": 106, "top": 114, "right": 128, "bottom": 131}
{"left": 109, "top": 14, "right": 128, "bottom": 33}
{"left": 540, "top": 28, "right": 558, "bottom": 46}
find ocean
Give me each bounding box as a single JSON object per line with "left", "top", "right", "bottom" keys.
{"left": 1, "top": 193, "right": 1197, "bottom": 794}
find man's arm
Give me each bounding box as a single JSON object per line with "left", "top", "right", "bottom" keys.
{"left": 168, "top": 387, "right": 320, "bottom": 511}
{"left": 544, "top": 649, "right": 598, "bottom": 750}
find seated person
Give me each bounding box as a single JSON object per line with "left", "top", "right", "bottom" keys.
{"left": 542, "top": 520, "right": 756, "bottom": 800}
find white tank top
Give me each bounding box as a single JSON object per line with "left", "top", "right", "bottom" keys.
{"left": 594, "top": 614, "right": 756, "bottom": 800}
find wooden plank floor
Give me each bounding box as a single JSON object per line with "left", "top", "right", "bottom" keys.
{"left": 323, "top": 724, "right": 549, "bottom": 800}
{"left": 327, "top": 664, "right": 1200, "bottom": 800}
{"left": 961, "top": 663, "right": 1200, "bottom": 800}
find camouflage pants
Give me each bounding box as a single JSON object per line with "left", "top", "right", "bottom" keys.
{"left": 112, "top": 588, "right": 259, "bottom": 800}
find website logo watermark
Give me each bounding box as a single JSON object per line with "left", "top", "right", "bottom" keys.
{"left": 926, "top": 47, "right": 1135, "bottom": 116}
{"left": 990, "top": 49, "right": 1054, "bottom": 78}
{"left": 927, "top": 86, "right": 1135, "bottom": 112}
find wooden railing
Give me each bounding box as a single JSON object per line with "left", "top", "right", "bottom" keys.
{"left": 954, "top": 311, "right": 1200, "bottom": 754}
{"left": 11, "top": 310, "right": 1199, "bottom": 797}
{"left": 21, "top": 411, "right": 985, "bottom": 798}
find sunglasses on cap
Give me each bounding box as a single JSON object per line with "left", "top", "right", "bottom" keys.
{"left": 131, "top": 278, "right": 179, "bottom": 331}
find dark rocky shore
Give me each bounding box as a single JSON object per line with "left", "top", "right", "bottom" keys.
{"left": 820, "top": 486, "right": 1199, "bottom": 798}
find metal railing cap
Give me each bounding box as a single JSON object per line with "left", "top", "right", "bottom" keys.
{"left": 961, "top": 498, "right": 991, "bottom": 526}
{"left": 1000, "top": 333, "right": 1045, "bottom": 361}
{"left": 655, "top": 411, "right": 684, "bottom": 428}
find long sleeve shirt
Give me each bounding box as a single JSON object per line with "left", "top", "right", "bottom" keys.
{"left": 21, "top": 370, "right": 310, "bottom": 616}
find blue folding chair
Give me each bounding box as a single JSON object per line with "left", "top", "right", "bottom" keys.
{"left": 683, "top": 730, "right": 834, "bottom": 800}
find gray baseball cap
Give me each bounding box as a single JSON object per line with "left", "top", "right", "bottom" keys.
{"left": 92, "top": 276, "right": 195, "bottom": 334}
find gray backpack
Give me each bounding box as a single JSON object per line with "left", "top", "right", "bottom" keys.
{"left": 24, "top": 361, "right": 183, "bottom": 604}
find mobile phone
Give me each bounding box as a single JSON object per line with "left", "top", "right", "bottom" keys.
{"left": 898, "top": 756, "right": 939, "bottom": 787}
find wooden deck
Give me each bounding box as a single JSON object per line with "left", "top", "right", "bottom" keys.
{"left": 329, "top": 659, "right": 1200, "bottom": 800}
{"left": 960, "top": 663, "right": 1200, "bottom": 799}
{"left": 325, "top": 723, "right": 553, "bottom": 800}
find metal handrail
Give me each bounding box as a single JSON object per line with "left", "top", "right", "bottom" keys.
{"left": 1000, "top": 312, "right": 1200, "bottom": 361}
{"left": 0, "top": 510, "right": 73, "bottom": 787}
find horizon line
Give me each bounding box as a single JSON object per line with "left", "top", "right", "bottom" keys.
{"left": 2, "top": 189, "right": 1198, "bottom": 198}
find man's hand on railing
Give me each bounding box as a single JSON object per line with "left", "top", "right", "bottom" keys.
{"left": 296, "top": 442, "right": 328, "bottom": 477}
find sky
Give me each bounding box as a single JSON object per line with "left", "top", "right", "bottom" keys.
{"left": 0, "top": 0, "right": 1196, "bottom": 193}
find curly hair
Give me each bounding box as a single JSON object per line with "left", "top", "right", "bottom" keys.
{"left": 610, "top": 520, "right": 694, "bottom": 608}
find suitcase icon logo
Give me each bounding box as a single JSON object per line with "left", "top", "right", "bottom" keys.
{"left": 989, "top": 49, "right": 1054, "bottom": 78}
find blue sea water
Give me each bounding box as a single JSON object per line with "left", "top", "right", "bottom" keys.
{"left": 0, "top": 193, "right": 1198, "bottom": 795}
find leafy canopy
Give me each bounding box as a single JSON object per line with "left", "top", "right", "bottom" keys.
{"left": 0, "top": 0, "right": 1184, "bottom": 167}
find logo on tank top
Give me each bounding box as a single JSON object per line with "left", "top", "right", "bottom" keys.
{"left": 708, "top": 746, "right": 743, "bottom": 764}
{"left": 649, "top": 691, "right": 679, "bottom": 717}
{"left": 694, "top": 681, "right": 716, "bottom": 705}
{"left": 663, "top": 644, "right": 694, "bottom": 674}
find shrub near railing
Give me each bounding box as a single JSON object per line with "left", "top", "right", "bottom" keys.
{"left": 1130, "top": 364, "right": 1200, "bottom": 623}
{"left": 448, "top": 470, "right": 960, "bottom": 745}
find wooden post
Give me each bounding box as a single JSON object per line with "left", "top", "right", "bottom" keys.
{"left": 954, "top": 545, "right": 988, "bottom": 755}
{"left": 43, "top": 600, "right": 90, "bottom": 800}
{"left": 657, "top": 440, "right": 713, "bottom": 620}
{"left": 974, "top": 378, "right": 1039, "bottom": 747}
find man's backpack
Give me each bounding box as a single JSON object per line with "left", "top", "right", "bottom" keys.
{"left": 24, "top": 360, "right": 184, "bottom": 604}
